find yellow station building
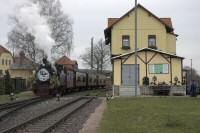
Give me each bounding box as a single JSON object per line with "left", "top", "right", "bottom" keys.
{"left": 0, "top": 45, "right": 13, "bottom": 75}
{"left": 104, "top": 4, "right": 184, "bottom": 95}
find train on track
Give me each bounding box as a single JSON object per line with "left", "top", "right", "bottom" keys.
{"left": 33, "top": 58, "right": 107, "bottom": 96}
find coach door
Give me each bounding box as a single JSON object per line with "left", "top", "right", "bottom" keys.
{"left": 122, "top": 64, "right": 139, "bottom": 86}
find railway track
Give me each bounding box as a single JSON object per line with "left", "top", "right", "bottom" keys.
{"left": 0, "top": 97, "right": 49, "bottom": 110}
{"left": 0, "top": 96, "right": 94, "bottom": 133}
{"left": 0, "top": 97, "right": 49, "bottom": 121}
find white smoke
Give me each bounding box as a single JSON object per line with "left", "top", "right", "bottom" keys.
{"left": 14, "top": 1, "right": 54, "bottom": 60}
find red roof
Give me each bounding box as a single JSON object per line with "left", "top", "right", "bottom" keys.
{"left": 0, "top": 45, "right": 12, "bottom": 56}
{"left": 108, "top": 18, "right": 119, "bottom": 27}
{"left": 55, "top": 56, "right": 78, "bottom": 70}
{"left": 160, "top": 18, "right": 173, "bottom": 28}
{"left": 55, "top": 56, "right": 76, "bottom": 65}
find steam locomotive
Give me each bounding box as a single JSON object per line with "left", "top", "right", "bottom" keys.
{"left": 33, "top": 58, "right": 107, "bottom": 96}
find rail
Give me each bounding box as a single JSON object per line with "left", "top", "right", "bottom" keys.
{"left": 1, "top": 96, "right": 94, "bottom": 133}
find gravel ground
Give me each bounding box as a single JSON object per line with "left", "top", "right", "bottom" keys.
{"left": 50, "top": 98, "right": 102, "bottom": 133}
{"left": 16, "top": 98, "right": 89, "bottom": 133}
{"left": 0, "top": 108, "right": 15, "bottom": 118}
{"left": 0, "top": 97, "right": 75, "bottom": 132}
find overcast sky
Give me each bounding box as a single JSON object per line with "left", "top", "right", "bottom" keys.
{"left": 0, "top": 0, "right": 199, "bottom": 72}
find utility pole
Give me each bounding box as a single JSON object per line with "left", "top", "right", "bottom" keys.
{"left": 191, "top": 59, "right": 193, "bottom": 84}
{"left": 134, "top": 0, "right": 138, "bottom": 96}
{"left": 91, "top": 37, "right": 94, "bottom": 70}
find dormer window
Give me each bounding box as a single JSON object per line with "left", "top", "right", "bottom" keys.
{"left": 148, "top": 35, "right": 157, "bottom": 49}
{"left": 122, "top": 35, "right": 130, "bottom": 49}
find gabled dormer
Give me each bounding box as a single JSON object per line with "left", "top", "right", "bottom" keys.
{"left": 104, "top": 4, "right": 178, "bottom": 56}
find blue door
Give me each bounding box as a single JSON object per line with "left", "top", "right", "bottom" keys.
{"left": 122, "top": 64, "right": 139, "bottom": 86}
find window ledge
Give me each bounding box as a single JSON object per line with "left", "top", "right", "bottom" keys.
{"left": 148, "top": 46, "right": 157, "bottom": 50}
{"left": 122, "top": 46, "right": 130, "bottom": 50}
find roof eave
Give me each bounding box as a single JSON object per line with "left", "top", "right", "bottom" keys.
{"left": 111, "top": 48, "right": 184, "bottom": 60}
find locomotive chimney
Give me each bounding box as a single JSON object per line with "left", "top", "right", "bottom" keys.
{"left": 19, "top": 51, "right": 25, "bottom": 65}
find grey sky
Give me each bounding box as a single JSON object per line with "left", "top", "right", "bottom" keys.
{"left": 0, "top": 0, "right": 199, "bottom": 72}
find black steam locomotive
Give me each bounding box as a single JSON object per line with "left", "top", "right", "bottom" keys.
{"left": 33, "top": 58, "right": 107, "bottom": 96}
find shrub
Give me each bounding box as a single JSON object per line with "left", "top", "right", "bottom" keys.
{"left": 0, "top": 79, "right": 5, "bottom": 95}
{"left": 4, "top": 70, "right": 13, "bottom": 94}
{"left": 142, "top": 77, "right": 149, "bottom": 86}
{"left": 174, "top": 76, "right": 179, "bottom": 86}
{"left": 152, "top": 76, "right": 157, "bottom": 85}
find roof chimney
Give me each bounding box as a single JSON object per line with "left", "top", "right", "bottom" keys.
{"left": 19, "top": 51, "right": 25, "bottom": 65}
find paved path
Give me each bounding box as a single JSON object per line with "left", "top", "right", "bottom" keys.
{"left": 79, "top": 98, "right": 107, "bottom": 133}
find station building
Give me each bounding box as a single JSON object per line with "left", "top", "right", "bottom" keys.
{"left": 104, "top": 4, "right": 184, "bottom": 96}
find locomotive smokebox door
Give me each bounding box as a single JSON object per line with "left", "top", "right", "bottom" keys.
{"left": 37, "top": 68, "right": 50, "bottom": 82}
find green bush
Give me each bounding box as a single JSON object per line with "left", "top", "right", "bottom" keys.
{"left": 4, "top": 70, "right": 13, "bottom": 94}
{"left": 142, "top": 77, "right": 149, "bottom": 86}
{"left": 50, "top": 74, "right": 60, "bottom": 89}
{"left": 0, "top": 79, "right": 5, "bottom": 95}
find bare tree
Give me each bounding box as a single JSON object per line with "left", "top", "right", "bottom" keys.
{"left": 184, "top": 66, "right": 200, "bottom": 85}
{"left": 80, "top": 39, "right": 110, "bottom": 72}
{"left": 7, "top": 23, "right": 44, "bottom": 63}
{"left": 7, "top": 0, "right": 73, "bottom": 62}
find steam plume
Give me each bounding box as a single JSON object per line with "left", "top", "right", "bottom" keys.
{"left": 14, "top": 1, "right": 54, "bottom": 59}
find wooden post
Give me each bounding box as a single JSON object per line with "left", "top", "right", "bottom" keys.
{"left": 134, "top": 0, "right": 138, "bottom": 96}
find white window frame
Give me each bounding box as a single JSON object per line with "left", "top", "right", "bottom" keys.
{"left": 122, "top": 35, "right": 130, "bottom": 48}
{"left": 148, "top": 35, "right": 156, "bottom": 47}
{"left": 149, "top": 64, "right": 169, "bottom": 74}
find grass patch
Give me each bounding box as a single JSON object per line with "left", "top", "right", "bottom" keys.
{"left": 99, "top": 97, "right": 200, "bottom": 133}
{"left": 0, "top": 91, "right": 35, "bottom": 104}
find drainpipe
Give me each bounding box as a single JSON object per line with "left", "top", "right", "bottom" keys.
{"left": 134, "top": 0, "right": 138, "bottom": 96}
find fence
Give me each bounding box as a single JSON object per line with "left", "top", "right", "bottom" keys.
{"left": 0, "top": 77, "right": 27, "bottom": 95}
{"left": 141, "top": 85, "right": 186, "bottom": 96}
{"left": 112, "top": 85, "right": 186, "bottom": 96}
